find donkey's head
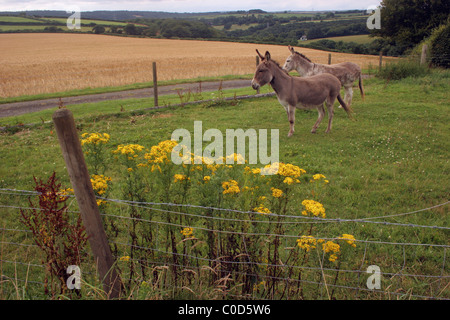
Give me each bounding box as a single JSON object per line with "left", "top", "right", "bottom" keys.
{"left": 282, "top": 46, "right": 297, "bottom": 73}
{"left": 282, "top": 46, "right": 312, "bottom": 75}
{"left": 251, "top": 50, "right": 274, "bottom": 90}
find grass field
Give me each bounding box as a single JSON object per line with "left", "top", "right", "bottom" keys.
{"left": 302, "top": 34, "right": 375, "bottom": 45}
{"left": 0, "top": 68, "right": 448, "bottom": 299}
{"left": 0, "top": 33, "right": 396, "bottom": 99}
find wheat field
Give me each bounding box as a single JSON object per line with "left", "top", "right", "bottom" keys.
{"left": 0, "top": 33, "right": 394, "bottom": 98}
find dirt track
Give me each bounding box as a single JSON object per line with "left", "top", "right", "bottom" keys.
{"left": 0, "top": 79, "right": 252, "bottom": 118}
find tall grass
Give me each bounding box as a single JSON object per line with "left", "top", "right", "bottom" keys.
{"left": 377, "top": 58, "right": 430, "bottom": 80}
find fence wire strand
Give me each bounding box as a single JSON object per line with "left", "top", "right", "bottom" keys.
{"left": 1, "top": 188, "right": 448, "bottom": 299}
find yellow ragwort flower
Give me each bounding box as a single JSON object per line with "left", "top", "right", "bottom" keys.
{"left": 81, "top": 132, "right": 110, "bottom": 146}
{"left": 222, "top": 179, "right": 240, "bottom": 195}
{"left": 338, "top": 234, "right": 357, "bottom": 248}
{"left": 301, "top": 199, "right": 326, "bottom": 218}
{"left": 296, "top": 235, "right": 317, "bottom": 252}
{"left": 271, "top": 187, "right": 283, "bottom": 198}
{"left": 113, "top": 144, "right": 145, "bottom": 156}
{"left": 90, "top": 174, "right": 112, "bottom": 196}
{"left": 322, "top": 241, "right": 340, "bottom": 254}
{"left": 144, "top": 140, "right": 178, "bottom": 164}
{"left": 174, "top": 174, "right": 189, "bottom": 183}
{"left": 253, "top": 205, "right": 271, "bottom": 214}
{"left": 180, "top": 227, "right": 194, "bottom": 237}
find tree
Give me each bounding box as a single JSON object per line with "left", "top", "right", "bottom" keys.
{"left": 124, "top": 23, "right": 139, "bottom": 35}
{"left": 92, "top": 25, "right": 105, "bottom": 34}
{"left": 372, "top": 0, "right": 450, "bottom": 52}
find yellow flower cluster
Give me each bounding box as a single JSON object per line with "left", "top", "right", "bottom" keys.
{"left": 224, "top": 153, "right": 246, "bottom": 164}
{"left": 144, "top": 140, "right": 178, "bottom": 164}
{"left": 312, "top": 173, "right": 329, "bottom": 184}
{"left": 90, "top": 174, "right": 112, "bottom": 196}
{"left": 253, "top": 205, "right": 271, "bottom": 214}
{"left": 271, "top": 187, "right": 283, "bottom": 198}
{"left": 120, "top": 256, "right": 130, "bottom": 262}
{"left": 283, "top": 177, "right": 295, "bottom": 185}
{"left": 180, "top": 227, "right": 194, "bottom": 237}
{"left": 322, "top": 241, "right": 341, "bottom": 262}
{"left": 174, "top": 174, "right": 189, "bottom": 183}
{"left": 58, "top": 188, "right": 74, "bottom": 200}
{"left": 338, "top": 234, "right": 357, "bottom": 248}
{"left": 296, "top": 235, "right": 317, "bottom": 252}
{"left": 81, "top": 132, "right": 110, "bottom": 146}
{"left": 278, "top": 162, "right": 306, "bottom": 178}
{"left": 113, "top": 144, "right": 145, "bottom": 156}
{"left": 222, "top": 179, "right": 240, "bottom": 195}
{"left": 301, "top": 199, "right": 326, "bottom": 218}
{"left": 203, "top": 176, "right": 211, "bottom": 183}
{"left": 296, "top": 234, "right": 357, "bottom": 262}
{"left": 261, "top": 162, "right": 305, "bottom": 179}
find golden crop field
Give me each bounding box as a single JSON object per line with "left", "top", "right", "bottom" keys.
{"left": 0, "top": 33, "right": 395, "bottom": 98}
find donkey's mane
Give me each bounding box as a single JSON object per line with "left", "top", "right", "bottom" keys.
{"left": 294, "top": 51, "right": 312, "bottom": 63}
{"left": 268, "top": 59, "right": 289, "bottom": 74}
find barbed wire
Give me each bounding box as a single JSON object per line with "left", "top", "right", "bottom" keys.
{"left": 2, "top": 188, "right": 448, "bottom": 230}
{"left": 1, "top": 188, "right": 448, "bottom": 299}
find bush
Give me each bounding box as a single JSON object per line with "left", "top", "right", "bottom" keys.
{"left": 377, "top": 58, "right": 430, "bottom": 80}
{"left": 430, "top": 23, "right": 450, "bottom": 68}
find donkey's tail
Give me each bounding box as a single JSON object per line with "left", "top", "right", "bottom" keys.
{"left": 359, "top": 74, "right": 365, "bottom": 101}
{"left": 337, "top": 94, "right": 354, "bottom": 120}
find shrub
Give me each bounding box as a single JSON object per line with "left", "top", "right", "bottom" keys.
{"left": 430, "top": 23, "right": 450, "bottom": 68}
{"left": 377, "top": 58, "right": 430, "bottom": 80}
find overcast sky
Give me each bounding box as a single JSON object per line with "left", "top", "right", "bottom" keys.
{"left": 0, "top": 0, "right": 382, "bottom": 13}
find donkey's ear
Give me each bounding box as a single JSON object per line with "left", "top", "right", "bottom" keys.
{"left": 288, "top": 45, "right": 295, "bottom": 53}
{"left": 265, "top": 51, "right": 271, "bottom": 61}
{"left": 256, "top": 49, "right": 264, "bottom": 60}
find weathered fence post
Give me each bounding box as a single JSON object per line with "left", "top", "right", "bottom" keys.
{"left": 379, "top": 51, "right": 383, "bottom": 70}
{"left": 153, "top": 61, "right": 158, "bottom": 107}
{"left": 328, "top": 53, "right": 332, "bottom": 65}
{"left": 52, "top": 108, "right": 122, "bottom": 299}
{"left": 420, "top": 44, "right": 428, "bottom": 65}
{"left": 256, "top": 55, "right": 260, "bottom": 94}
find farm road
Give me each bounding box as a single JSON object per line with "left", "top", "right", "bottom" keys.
{"left": 0, "top": 79, "right": 252, "bottom": 118}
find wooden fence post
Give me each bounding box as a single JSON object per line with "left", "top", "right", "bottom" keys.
{"left": 420, "top": 44, "right": 428, "bottom": 65}
{"left": 153, "top": 62, "right": 158, "bottom": 107}
{"left": 256, "top": 55, "right": 260, "bottom": 94}
{"left": 52, "top": 108, "right": 122, "bottom": 299}
{"left": 379, "top": 51, "right": 383, "bottom": 70}
{"left": 328, "top": 53, "right": 332, "bottom": 65}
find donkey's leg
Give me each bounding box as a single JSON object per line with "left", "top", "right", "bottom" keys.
{"left": 287, "top": 105, "right": 296, "bottom": 137}
{"left": 325, "top": 98, "right": 335, "bottom": 133}
{"left": 343, "top": 85, "right": 353, "bottom": 108}
{"left": 311, "top": 104, "right": 325, "bottom": 134}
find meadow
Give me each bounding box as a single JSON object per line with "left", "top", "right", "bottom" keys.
{"left": 0, "top": 33, "right": 396, "bottom": 99}
{"left": 0, "top": 65, "right": 448, "bottom": 299}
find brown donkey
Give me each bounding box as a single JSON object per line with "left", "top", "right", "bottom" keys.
{"left": 252, "top": 50, "right": 352, "bottom": 136}
{"left": 283, "top": 46, "right": 364, "bottom": 108}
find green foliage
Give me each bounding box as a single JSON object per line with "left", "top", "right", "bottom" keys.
{"left": 1, "top": 67, "right": 449, "bottom": 300}
{"left": 92, "top": 24, "right": 105, "bottom": 34}
{"left": 371, "top": 0, "right": 450, "bottom": 55}
{"left": 429, "top": 23, "right": 450, "bottom": 68}
{"left": 377, "top": 58, "right": 430, "bottom": 80}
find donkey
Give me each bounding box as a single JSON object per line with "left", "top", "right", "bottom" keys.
{"left": 252, "top": 50, "right": 352, "bottom": 136}
{"left": 283, "top": 46, "right": 364, "bottom": 108}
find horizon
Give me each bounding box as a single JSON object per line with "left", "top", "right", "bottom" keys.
{"left": 0, "top": 1, "right": 382, "bottom": 14}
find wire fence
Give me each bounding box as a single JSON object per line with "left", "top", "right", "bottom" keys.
{"left": 0, "top": 188, "right": 448, "bottom": 300}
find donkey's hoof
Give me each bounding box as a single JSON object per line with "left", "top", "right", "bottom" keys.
{"left": 287, "top": 132, "right": 294, "bottom": 137}
{"left": 337, "top": 105, "right": 342, "bottom": 109}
